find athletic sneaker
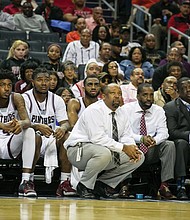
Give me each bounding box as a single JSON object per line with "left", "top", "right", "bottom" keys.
{"left": 18, "top": 180, "right": 37, "bottom": 197}
{"left": 56, "top": 179, "right": 76, "bottom": 196}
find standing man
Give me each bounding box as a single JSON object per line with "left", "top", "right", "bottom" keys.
{"left": 22, "top": 67, "right": 75, "bottom": 197}
{"left": 164, "top": 77, "right": 190, "bottom": 200}
{"left": 123, "top": 83, "right": 176, "bottom": 199}
{"left": 64, "top": 83, "right": 144, "bottom": 199}
{"left": 0, "top": 69, "right": 36, "bottom": 197}
{"left": 62, "top": 28, "right": 99, "bottom": 67}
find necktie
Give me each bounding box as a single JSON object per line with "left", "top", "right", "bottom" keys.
{"left": 139, "top": 111, "right": 148, "bottom": 154}
{"left": 111, "top": 112, "right": 120, "bottom": 165}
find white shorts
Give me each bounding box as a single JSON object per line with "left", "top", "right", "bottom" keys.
{"left": 0, "top": 132, "right": 23, "bottom": 159}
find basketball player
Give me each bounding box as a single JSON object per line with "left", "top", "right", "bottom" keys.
{"left": 67, "top": 74, "right": 101, "bottom": 129}
{"left": 22, "top": 67, "right": 75, "bottom": 197}
{"left": 0, "top": 69, "right": 36, "bottom": 197}
{"left": 67, "top": 74, "right": 101, "bottom": 188}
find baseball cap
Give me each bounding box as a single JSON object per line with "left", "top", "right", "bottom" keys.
{"left": 120, "top": 26, "right": 130, "bottom": 34}
{"left": 97, "top": 72, "right": 111, "bottom": 80}
{"left": 110, "top": 38, "right": 122, "bottom": 47}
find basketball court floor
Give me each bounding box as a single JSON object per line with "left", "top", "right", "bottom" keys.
{"left": 0, "top": 196, "right": 190, "bottom": 220}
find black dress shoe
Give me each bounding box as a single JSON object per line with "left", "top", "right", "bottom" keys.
{"left": 76, "top": 182, "right": 97, "bottom": 199}
{"left": 118, "top": 185, "right": 130, "bottom": 198}
{"left": 93, "top": 181, "right": 117, "bottom": 198}
{"left": 177, "top": 188, "right": 188, "bottom": 200}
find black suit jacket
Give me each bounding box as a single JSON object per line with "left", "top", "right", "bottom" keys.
{"left": 164, "top": 98, "right": 190, "bottom": 142}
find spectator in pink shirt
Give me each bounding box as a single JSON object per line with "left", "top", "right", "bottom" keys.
{"left": 120, "top": 68, "right": 144, "bottom": 104}
{"left": 85, "top": 6, "right": 106, "bottom": 33}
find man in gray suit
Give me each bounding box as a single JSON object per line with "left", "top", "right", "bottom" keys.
{"left": 64, "top": 83, "right": 144, "bottom": 199}
{"left": 164, "top": 77, "right": 190, "bottom": 200}
{"left": 123, "top": 83, "right": 176, "bottom": 200}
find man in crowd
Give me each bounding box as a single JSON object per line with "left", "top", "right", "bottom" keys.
{"left": 85, "top": 6, "right": 106, "bottom": 32}
{"left": 63, "top": 0, "right": 92, "bottom": 22}
{"left": 168, "top": 0, "right": 190, "bottom": 42}
{"left": 14, "top": 2, "right": 50, "bottom": 33}
{"left": 62, "top": 28, "right": 99, "bottom": 67}
{"left": 164, "top": 77, "right": 190, "bottom": 200}
{"left": 120, "top": 68, "right": 144, "bottom": 104}
{"left": 154, "top": 76, "right": 178, "bottom": 107}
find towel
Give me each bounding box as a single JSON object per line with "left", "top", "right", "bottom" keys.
{"left": 71, "top": 166, "right": 83, "bottom": 189}
{"left": 44, "top": 135, "right": 58, "bottom": 184}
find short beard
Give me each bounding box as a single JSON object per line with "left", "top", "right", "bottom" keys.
{"left": 85, "top": 90, "right": 100, "bottom": 98}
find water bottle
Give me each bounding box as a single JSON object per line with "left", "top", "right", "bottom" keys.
{"left": 163, "top": 15, "right": 167, "bottom": 23}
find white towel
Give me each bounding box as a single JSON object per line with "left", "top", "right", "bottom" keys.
{"left": 44, "top": 136, "right": 58, "bottom": 184}
{"left": 71, "top": 166, "right": 83, "bottom": 189}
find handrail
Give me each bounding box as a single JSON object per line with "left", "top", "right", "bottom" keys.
{"left": 98, "top": 0, "right": 118, "bottom": 19}
{"left": 167, "top": 27, "right": 190, "bottom": 62}
{"left": 130, "top": 4, "right": 152, "bottom": 42}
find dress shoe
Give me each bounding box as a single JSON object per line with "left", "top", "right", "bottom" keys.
{"left": 118, "top": 185, "right": 130, "bottom": 198}
{"left": 93, "top": 181, "right": 117, "bottom": 198}
{"left": 177, "top": 187, "right": 188, "bottom": 200}
{"left": 76, "top": 182, "right": 97, "bottom": 199}
{"left": 157, "top": 185, "right": 176, "bottom": 200}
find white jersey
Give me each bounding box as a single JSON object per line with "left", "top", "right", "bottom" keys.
{"left": 77, "top": 97, "right": 86, "bottom": 118}
{"left": 22, "top": 89, "right": 68, "bottom": 130}
{"left": 0, "top": 93, "right": 18, "bottom": 138}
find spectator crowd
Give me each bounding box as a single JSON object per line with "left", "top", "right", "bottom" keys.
{"left": 0, "top": 0, "right": 190, "bottom": 201}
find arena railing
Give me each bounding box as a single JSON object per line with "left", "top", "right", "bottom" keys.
{"left": 167, "top": 27, "right": 190, "bottom": 63}
{"left": 98, "top": 0, "right": 118, "bottom": 19}
{"left": 129, "top": 4, "right": 152, "bottom": 42}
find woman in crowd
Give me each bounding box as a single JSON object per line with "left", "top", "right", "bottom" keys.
{"left": 102, "top": 61, "right": 123, "bottom": 85}
{"left": 49, "top": 70, "right": 60, "bottom": 93}
{"left": 61, "top": 62, "right": 78, "bottom": 89}
{"left": 14, "top": 59, "right": 38, "bottom": 93}
{"left": 43, "top": 43, "right": 64, "bottom": 79}
{"left": 55, "top": 87, "right": 75, "bottom": 107}
{"left": 120, "top": 46, "right": 154, "bottom": 83}
{"left": 92, "top": 25, "right": 111, "bottom": 45}
{"left": 0, "top": 40, "right": 28, "bottom": 81}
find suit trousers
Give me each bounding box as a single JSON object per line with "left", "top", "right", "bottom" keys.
{"left": 67, "top": 142, "right": 144, "bottom": 189}
{"left": 144, "top": 140, "right": 175, "bottom": 182}
{"left": 174, "top": 139, "right": 190, "bottom": 177}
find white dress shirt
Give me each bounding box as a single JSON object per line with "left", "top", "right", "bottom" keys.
{"left": 122, "top": 101, "right": 169, "bottom": 145}
{"left": 62, "top": 40, "right": 99, "bottom": 67}
{"left": 64, "top": 100, "right": 135, "bottom": 152}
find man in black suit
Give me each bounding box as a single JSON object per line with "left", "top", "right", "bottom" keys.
{"left": 164, "top": 77, "right": 190, "bottom": 200}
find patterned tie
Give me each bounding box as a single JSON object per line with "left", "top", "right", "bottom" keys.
{"left": 139, "top": 111, "right": 148, "bottom": 154}
{"left": 111, "top": 112, "right": 120, "bottom": 165}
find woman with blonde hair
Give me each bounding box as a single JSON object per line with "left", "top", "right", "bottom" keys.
{"left": 0, "top": 40, "right": 28, "bottom": 81}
